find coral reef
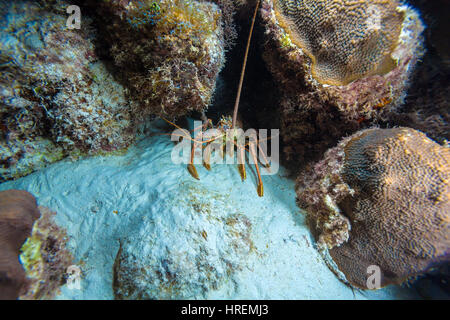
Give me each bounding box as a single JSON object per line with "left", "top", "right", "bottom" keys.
{"left": 19, "top": 206, "right": 74, "bottom": 300}
{"left": 113, "top": 183, "right": 254, "bottom": 299}
{"left": 296, "top": 127, "right": 450, "bottom": 288}
{"left": 383, "top": 0, "right": 450, "bottom": 145}
{"left": 0, "top": 189, "right": 40, "bottom": 299}
{"left": 0, "top": 0, "right": 447, "bottom": 299}
{"left": 87, "top": 0, "right": 226, "bottom": 120}
{"left": 214, "top": 0, "right": 244, "bottom": 49}
{"left": 0, "top": 0, "right": 134, "bottom": 181}
{"left": 260, "top": 0, "right": 425, "bottom": 167}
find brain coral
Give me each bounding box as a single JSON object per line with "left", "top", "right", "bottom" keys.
{"left": 0, "top": 190, "right": 40, "bottom": 299}
{"left": 261, "top": 0, "right": 425, "bottom": 168}
{"left": 273, "top": 0, "right": 404, "bottom": 86}
{"left": 296, "top": 127, "right": 450, "bottom": 288}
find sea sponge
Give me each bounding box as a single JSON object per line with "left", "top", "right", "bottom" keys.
{"left": 260, "top": 0, "right": 425, "bottom": 167}
{"left": 88, "top": 0, "right": 226, "bottom": 119}
{"left": 296, "top": 127, "right": 450, "bottom": 288}
{"left": 0, "top": 190, "right": 40, "bottom": 299}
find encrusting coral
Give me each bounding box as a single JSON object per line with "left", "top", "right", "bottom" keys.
{"left": 296, "top": 127, "right": 450, "bottom": 289}
{"left": 0, "top": 188, "right": 74, "bottom": 299}
{"left": 87, "top": 0, "right": 226, "bottom": 120}
{"left": 19, "top": 206, "right": 74, "bottom": 300}
{"left": 0, "top": 0, "right": 134, "bottom": 181}
{"left": 0, "top": 189, "right": 40, "bottom": 299}
{"left": 260, "top": 0, "right": 425, "bottom": 167}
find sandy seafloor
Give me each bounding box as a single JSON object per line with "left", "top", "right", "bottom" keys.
{"left": 0, "top": 120, "right": 422, "bottom": 300}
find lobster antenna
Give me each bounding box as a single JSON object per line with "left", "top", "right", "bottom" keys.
{"left": 232, "top": 0, "right": 260, "bottom": 129}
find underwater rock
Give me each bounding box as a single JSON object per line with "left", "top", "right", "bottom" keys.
{"left": 413, "top": 263, "right": 450, "bottom": 299}
{"left": 411, "top": 0, "right": 450, "bottom": 69}
{"left": 88, "top": 0, "right": 226, "bottom": 120}
{"left": 296, "top": 127, "right": 450, "bottom": 289}
{"left": 260, "top": 0, "right": 425, "bottom": 166}
{"left": 0, "top": 189, "right": 40, "bottom": 299}
{"left": 19, "top": 206, "right": 74, "bottom": 300}
{"left": 0, "top": 0, "right": 134, "bottom": 181}
{"left": 113, "top": 185, "right": 253, "bottom": 299}
{"left": 385, "top": 0, "right": 450, "bottom": 145}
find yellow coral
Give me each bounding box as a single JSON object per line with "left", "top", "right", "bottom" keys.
{"left": 272, "top": 0, "right": 404, "bottom": 85}
{"left": 128, "top": 0, "right": 220, "bottom": 37}
{"left": 19, "top": 234, "right": 44, "bottom": 280}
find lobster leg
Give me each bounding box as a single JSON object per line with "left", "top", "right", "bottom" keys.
{"left": 187, "top": 140, "right": 200, "bottom": 180}
{"left": 236, "top": 141, "right": 247, "bottom": 182}
{"left": 187, "top": 125, "right": 204, "bottom": 180}
{"left": 257, "top": 141, "right": 271, "bottom": 172}
{"left": 249, "top": 139, "right": 264, "bottom": 197}
{"left": 202, "top": 142, "right": 212, "bottom": 171}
